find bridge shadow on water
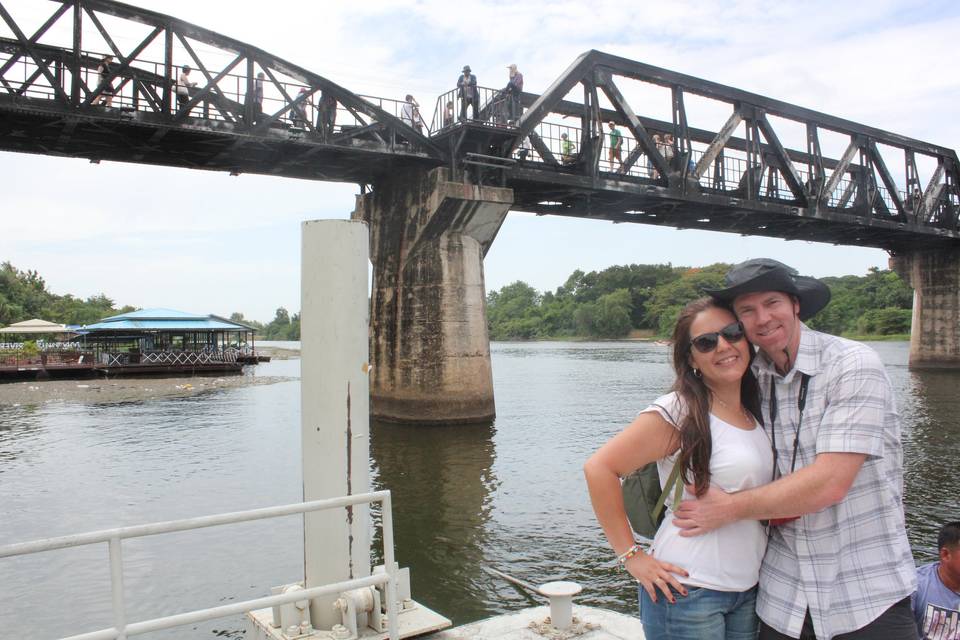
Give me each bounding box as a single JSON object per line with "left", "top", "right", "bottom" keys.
{"left": 370, "top": 418, "right": 501, "bottom": 623}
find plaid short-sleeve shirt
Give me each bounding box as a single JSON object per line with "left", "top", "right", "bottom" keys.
{"left": 753, "top": 325, "right": 916, "bottom": 639}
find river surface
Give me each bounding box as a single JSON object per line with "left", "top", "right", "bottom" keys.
{"left": 0, "top": 340, "right": 956, "bottom": 639}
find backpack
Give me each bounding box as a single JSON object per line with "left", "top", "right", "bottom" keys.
{"left": 620, "top": 400, "right": 685, "bottom": 540}
{"left": 622, "top": 459, "right": 683, "bottom": 540}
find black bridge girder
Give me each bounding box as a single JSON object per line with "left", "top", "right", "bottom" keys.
{"left": 507, "top": 167, "right": 953, "bottom": 252}
{"left": 1, "top": 3, "right": 958, "bottom": 252}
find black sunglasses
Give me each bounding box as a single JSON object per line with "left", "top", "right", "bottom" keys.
{"left": 690, "top": 321, "right": 745, "bottom": 353}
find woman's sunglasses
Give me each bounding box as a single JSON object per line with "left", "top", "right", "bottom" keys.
{"left": 690, "top": 321, "right": 745, "bottom": 353}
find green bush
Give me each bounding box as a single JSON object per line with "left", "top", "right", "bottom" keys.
{"left": 20, "top": 340, "right": 39, "bottom": 357}
{"left": 485, "top": 264, "right": 912, "bottom": 341}
{"left": 855, "top": 308, "right": 912, "bottom": 335}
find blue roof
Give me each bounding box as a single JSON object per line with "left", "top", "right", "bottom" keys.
{"left": 84, "top": 308, "right": 254, "bottom": 332}
{"left": 99, "top": 308, "right": 207, "bottom": 322}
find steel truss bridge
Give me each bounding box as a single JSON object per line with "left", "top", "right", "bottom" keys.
{"left": 2, "top": 0, "right": 959, "bottom": 251}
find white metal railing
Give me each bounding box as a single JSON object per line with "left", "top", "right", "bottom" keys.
{"left": 0, "top": 490, "right": 399, "bottom": 640}
{"left": 140, "top": 349, "right": 238, "bottom": 365}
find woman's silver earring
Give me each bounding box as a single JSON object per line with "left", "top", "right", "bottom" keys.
{"left": 693, "top": 368, "right": 702, "bottom": 378}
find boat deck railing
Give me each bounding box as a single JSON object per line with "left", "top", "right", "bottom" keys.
{"left": 0, "top": 348, "right": 258, "bottom": 373}
{"left": 0, "top": 490, "right": 401, "bottom": 640}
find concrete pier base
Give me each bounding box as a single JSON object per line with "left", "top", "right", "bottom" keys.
{"left": 353, "top": 168, "right": 512, "bottom": 424}
{"left": 891, "top": 249, "right": 960, "bottom": 369}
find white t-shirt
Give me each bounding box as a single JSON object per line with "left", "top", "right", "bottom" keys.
{"left": 401, "top": 102, "right": 414, "bottom": 126}
{"left": 177, "top": 72, "right": 191, "bottom": 96}
{"left": 642, "top": 391, "right": 773, "bottom": 592}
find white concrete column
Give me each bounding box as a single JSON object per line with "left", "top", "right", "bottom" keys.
{"left": 301, "top": 219, "right": 371, "bottom": 630}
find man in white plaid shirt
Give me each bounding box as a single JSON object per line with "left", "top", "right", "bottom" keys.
{"left": 673, "top": 258, "right": 916, "bottom": 639}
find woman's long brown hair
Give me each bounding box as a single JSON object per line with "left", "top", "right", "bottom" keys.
{"left": 669, "top": 298, "right": 761, "bottom": 497}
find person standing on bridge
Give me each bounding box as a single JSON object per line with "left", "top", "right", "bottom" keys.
{"left": 443, "top": 101, "right": 455, "bottom": 128}
{"left": 673, "top": 258, "right": 917, "bottom": 639}
{"left": 402, "top": 94, "right": 422, "bottom": 134}
{"left": 318, "top": 90, "right": 337, "bottom": 139}
{"left": 585, "top": 296, "right": 769, "bottom": 639}
{"left": 458, "top": 65, "right": 479, "bottom": 121}
{"left": 504, "top": 63, "right": 523, "bottom": 125}
{"left": 96, "top": 55, "right": 116, "bottom": 107}
{"left": 177, "top": 65, "right": 197, "bottom": 112}
{"left": 292, "top": 87, "right": 311, "bottom": 129}
{"left": 608, "top": 121, "right": 623, "bottom": 171}
{"left": 560, "top": 132, "right": 576, "bottom": 164}
{"left": 252, "top": 71, "right": 265, "bottom": 122}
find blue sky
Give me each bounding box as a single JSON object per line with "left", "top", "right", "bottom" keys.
{"left": 2, "top": 0, "right": 959, "bottom": 322}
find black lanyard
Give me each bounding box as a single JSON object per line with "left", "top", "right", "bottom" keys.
{"left": 769, "top": 372, "right": 811, "bottom": 481}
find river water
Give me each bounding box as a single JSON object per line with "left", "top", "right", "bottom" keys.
{"left": 0, "top": 340, "right": 956, "bottom": 639}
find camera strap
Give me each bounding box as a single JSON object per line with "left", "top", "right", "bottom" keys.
{"left": 769, "top": 372, "right": 811, "bottom": 481}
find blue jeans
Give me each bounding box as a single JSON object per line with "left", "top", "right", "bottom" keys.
{"left": 639, "top": 584, "right": 759, "bottom": 640}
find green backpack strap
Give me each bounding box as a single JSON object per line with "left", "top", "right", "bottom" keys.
{"left": 651, "top": 460, "right": 684, "bottom": 522}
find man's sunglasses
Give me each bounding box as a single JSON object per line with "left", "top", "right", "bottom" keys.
{"left": 690, "top": 321, "right": 745, "bottom": 353}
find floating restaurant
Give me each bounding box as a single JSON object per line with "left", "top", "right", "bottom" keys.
{"left": 0, "top": 308, "right": 264, "bottom": 380}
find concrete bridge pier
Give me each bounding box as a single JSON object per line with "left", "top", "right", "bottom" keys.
{"left": 891, "top": 249, "right": 960, "bottom": 369}
{"left": 352, "top": 168, "right": 513, "bottom": 424}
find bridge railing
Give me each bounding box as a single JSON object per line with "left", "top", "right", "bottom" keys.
{"left": 509, "top": 119, "right": 662, "bottom": 178}
{"left": 362, "top": 94, "right": 429, "bottom": 134}
{"left": 504, "top": 112, "right": 947, "bottom": 226}
{"left": 429, "top": 85, "right": 518, "bottom": 133}
{"left": 0, "top": 40, "right": 435, "bottom": 147}
{"left": 0, "top": 491, "right": 401, "bottom": 640}
{"left": 496, "top": 50, "right": 960, "bottom": 241}
{"left": 0, "top": 0, "right": 440, "bottom": 159}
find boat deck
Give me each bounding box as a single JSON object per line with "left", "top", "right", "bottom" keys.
{"left": 0, "top": 355, "right": 250, "bottom": 380}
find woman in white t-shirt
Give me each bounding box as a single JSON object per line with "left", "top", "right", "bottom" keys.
{"left": 585, "top": 297, "right": 771, "bottom": 640}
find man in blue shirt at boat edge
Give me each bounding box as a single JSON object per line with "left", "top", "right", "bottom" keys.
{"left": 912, "top": 521, "right": 960, "bottom": 640}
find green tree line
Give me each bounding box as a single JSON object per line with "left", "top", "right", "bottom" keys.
{"left": 0, "top": 261, "right": 136, "bottom": 326}
{"left": 1, "top": 261, "right": 301, "bottom": 340}
{"left": 230, "top": 308, "right": 301, "bottom": 341}
{"left": 486, "top": 263, "right": 913, "bottom": 340}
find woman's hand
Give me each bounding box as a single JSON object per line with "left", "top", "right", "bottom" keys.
{"left": 625, "top": 552, "right": 689, "bottom": 604}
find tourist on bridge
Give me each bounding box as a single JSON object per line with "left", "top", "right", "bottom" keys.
{"left": 457, "top": 65, "right": 478, "bottom": 121}
{"left": 560, "top": 132, "right": 576, "bottom": 164}
{"left": 585, "top": 296, "right": 768, "bottom": 639}
{"left": 911, "top": 521, "right": 960, "bottom": 639}
{"left": 292, "top": 87, "right": 311, "bottom": 128}
{"left": 252, "top": 71, "right": 265, "bottom": 122}
{"left": 674, "top": 258, "right": 917, "bottom": 639}
{"left": 661, "top": 133, "right": 676, "bottom": 168}
{"left": 318, "top": 90, "right": 337, "bottom": 139}
{"left": 443, "top": 100, "right": 455, "bottom": 128}
{"left": 402, "top": 94, "right": 422, "bottom": 133}
{"left": 608, "top": 121, "right": 623, "bottom": 170}
{"left": 650, "top": 134, "right": 663, "bottom": 178}
{"left": 504, "top": 63, "right": 524, "bottom": 124}
{"left": 96, "top": 55, "right": 116, "bottom": 107}
{"left": 177, "top": 65, "right": 197, "bottom": 112}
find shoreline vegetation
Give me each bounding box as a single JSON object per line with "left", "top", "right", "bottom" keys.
{"left": 3, "top": 260, "right": 912, "bottom": 351}
{"left": 486, "top": 263, "right": 913, "bottom": 342}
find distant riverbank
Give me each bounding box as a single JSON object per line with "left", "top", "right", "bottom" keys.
{"left": 257, "top": 343, "right": 301, "bottom": 359}
{"left": 0, "top": 374, "right": 294, "bottom": 406}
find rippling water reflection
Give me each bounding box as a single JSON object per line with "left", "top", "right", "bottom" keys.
{"left": 0, "top": 341, "right": 955, "bottom": 638}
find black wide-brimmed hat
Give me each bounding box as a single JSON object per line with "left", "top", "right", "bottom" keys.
{"left": 706, "top": 258, "right": 831, "bottom": 320}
